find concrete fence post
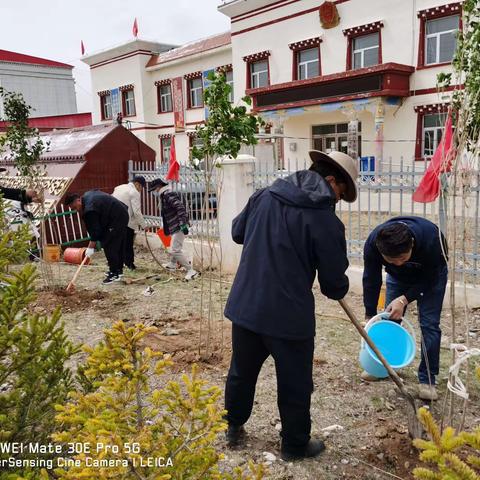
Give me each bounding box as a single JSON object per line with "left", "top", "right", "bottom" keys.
{"left": 218, "top": 154, "right": 255, "bottom": 273}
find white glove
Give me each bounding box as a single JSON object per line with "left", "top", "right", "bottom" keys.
{"left": 85, "top": 247, "right": 95, "bottom": 258}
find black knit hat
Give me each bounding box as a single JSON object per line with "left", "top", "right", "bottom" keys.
{"left": 148, "top": 178, "right": 168, "bottom": 192}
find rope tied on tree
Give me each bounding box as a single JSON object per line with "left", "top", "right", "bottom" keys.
{"left": 447, "top": 343, "right": 480, "bottom": 400}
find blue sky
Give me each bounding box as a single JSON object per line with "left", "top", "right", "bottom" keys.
{"left": 0, "top": 0, "right": 230, "bottom": 112}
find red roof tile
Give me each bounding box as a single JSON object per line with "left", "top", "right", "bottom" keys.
{"left": 146, "top": 32, "right": 231, "bottom": 68}
{"left": 0, "top": 49, "right": 73, "bottom": 69}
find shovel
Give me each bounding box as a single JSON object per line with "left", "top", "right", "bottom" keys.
{"left": 66, "top": 255, "right": 89, "bottom": 292}
{"left": 338, "top": 298, "right": 423, "bottom": 439}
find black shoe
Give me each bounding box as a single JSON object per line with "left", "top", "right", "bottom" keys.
{"left": 280, "top": 439, "right": 326, "bottom": 462}
{"left": 103, "top": 273, "right": 119, "bottom": 284}
{"left": 225, "top": 425, "right": 245, "bottom": 448}
{"left": 125, "top": 264, "right": 136, "bottom": 271}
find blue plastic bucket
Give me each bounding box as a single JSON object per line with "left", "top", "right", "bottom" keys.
{"left": 359, "top": 319, "right": 416, "bottom": 378}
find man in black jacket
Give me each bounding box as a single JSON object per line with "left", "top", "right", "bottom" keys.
{"left": 362, "top": 217, "right": 448, "bottom": 400}
{"left": 224, "top": 151, "right": 358, "bottom": 461}
{"left": 65, "top": 191, "right": 129, "bottom": 284}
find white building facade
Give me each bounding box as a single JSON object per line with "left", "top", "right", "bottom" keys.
{"left": 219, "top": 0, "right": 462, "bottom": 171}
{"left": 82, "top": 35, "right": 231, "bottom": 165}
{"left": 0, "top": 50, "right": 78, "bottom": 118}
{"left": 83, "top": 0, "right": 461, "bottom": 170}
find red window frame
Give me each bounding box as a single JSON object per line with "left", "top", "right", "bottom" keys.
{"left": 121, "top": 88, "right": 136, "bottom": 117}
{"left": 156, "top": 82, "right": 173, "bottom": 113}
{"left": 414, "top": 103, "right": 449, "bottom": 160}
{"left": 289, "top": 38, "right": 322, "bottom": 81}
{"left": 243, "top": 51, "right": 271, "bottom": 89}
{"left": 186, "top": 75, "right": 203, "bottom": 109}
{"left": 417, "top": 3, "right": 462, "bottom": 69}
{"left": 159, "top": 135, "right": 172, "bottom": 164}
{"left": 343, "top": 21, "right": 383, "bottom": 71}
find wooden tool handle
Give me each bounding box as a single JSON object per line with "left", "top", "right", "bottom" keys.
{"left": 339, "top": 298, "right": 409, "bottom": 395}
{"left": 66, "top": 255, "right": 88, "bottom": 292}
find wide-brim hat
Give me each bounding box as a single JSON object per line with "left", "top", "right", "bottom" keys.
{"left": 148, "top": 178, "right": 168, "bottom": 192}
{"left": 308, "top": 150, "right": 358, "bottom": 202}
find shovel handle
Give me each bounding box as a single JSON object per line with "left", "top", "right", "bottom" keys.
{"left": 338, "top": 298, "right": 409, "bottom": 396}
{"left": 66, "top": 255, "right": 88, "bottom": 292}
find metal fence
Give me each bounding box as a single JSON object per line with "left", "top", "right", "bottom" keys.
{"left": 129, "top": 161, "right": 219, "bottom": 239}
{"left": 251, "top": 156, "right": 480, "bottom": 284}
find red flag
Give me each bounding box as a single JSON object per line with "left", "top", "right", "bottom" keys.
{"left": 413, "top": 110, "right": 454, "bottom": 203}
{"left": 81, "top": 40, "right": 85, "bottom": 56}
{"left": 132, "top": 17, "right": 138, "bottom": 37}
{"left": 166, "top": 136, "right": 180, "bottom": 182}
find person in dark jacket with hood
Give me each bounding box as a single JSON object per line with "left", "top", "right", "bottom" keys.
{"left": 362, "top": 217, "right": 448, "bottom": 401}
{"left": 224, "top": 150, "right": 359, "bottom": 461}
{"left": 65, "top": 191, "right": 129, "bottom": 284}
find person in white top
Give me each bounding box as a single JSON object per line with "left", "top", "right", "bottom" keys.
{"left": 112, "top": 176, "right": 147, "bottom": 270}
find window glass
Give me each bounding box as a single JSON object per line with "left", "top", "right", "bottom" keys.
{"left": 298, "top": 47, "right": 319, "bottom": 80}
{"left": 162, "top": 137, "right": 172, "bottom": 163}
{"left": 123, "top": 90, "right": 135, "bottom": 116}
{"left": 353, "top": 32, "right": 379, "bottom": 50}
{"left": 426, "top": 15, "right": 459, "bottom": 34}
{"left": 250, "top": 60, "right": 268, "bottom": 88}
{"left": 189, "top": 77, "right": 203, "bottom": 108}
{"left": 352, "top": 32, "right": 379, "bottom": 69}
{"left": 422, "top": 113, "right": 446, "bottom": 157}
{"left": 226, "top": 70, "right": 234, "bottom": 102}
{"left": 425, "top": 15, "right": 459, "bottom": 65}
{"left": 159, "top": 85, "right": 172, "bottom": 112}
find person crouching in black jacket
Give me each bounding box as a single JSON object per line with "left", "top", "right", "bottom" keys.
{"left": 65, "top": 191, "right": 129, "bottom": 284}
{"left": 224, "top": 151, "right": 359, "bottom": 461}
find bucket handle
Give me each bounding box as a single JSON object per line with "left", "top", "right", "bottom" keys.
{"left": 362, "top": 312, "right": 416, "bottom": 349}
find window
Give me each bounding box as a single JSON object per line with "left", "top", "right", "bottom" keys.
{"left": 297, "top": 48, "right": 320, "bottom": 80}
{"left": 352, "top": 33, "right": 380, "bottom": 69}
{"left": 188, "top": 77, "right": 203, "bottom": 108}
{"left": 312, "top": 122, "right": 362, "bottom": 156}
{"left": 158, "top": 84, "right": 172, "bottom": 112}
{"left": 250, "top": 60, "right": 269, "bottom": 89}
{"left": 122, "top": 89, "right": 136, "bottom": 117}
{"left": 422, "top": 113, "right": 446, "bottom": 157}
{"left": 226, "top": 70, "right": 234, "bottom": 103}
{"left": 425, "top": 15, "right": 459, "bottom": 65}
{"left": 100, "top": 94, "right": 112, "bottom": 120}
{"left": 161, "top": 137, "right": 172, "bottom": 164}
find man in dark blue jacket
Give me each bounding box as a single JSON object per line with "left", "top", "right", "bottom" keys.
{"left": 65, "top": 191, "right": 129, "bottom": 284}
{"left": 224, "top": 151, "right": 358, "bottom": 461}
{"left": 362, "top": 217, "right": 448, "bottom": 401}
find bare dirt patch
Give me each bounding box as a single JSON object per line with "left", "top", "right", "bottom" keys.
{"left": 34, "top": 247, "right": 480, "bottom": 479}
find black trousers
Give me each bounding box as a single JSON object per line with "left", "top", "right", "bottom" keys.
{"left": 225, "top": 324, "right": 314, "bottom": 454}
{"left": 102, "top": 225, "right": 126, "bottom": 275}
{"left": 124, "top": 227, "right": 135, "bottom": 267}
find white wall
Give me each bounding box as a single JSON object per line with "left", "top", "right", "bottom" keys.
{"left": 0, "top": 63, "right": 77, "bottom": 117}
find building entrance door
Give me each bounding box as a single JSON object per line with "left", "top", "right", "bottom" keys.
{"left": 312, "top": 122, "right": 361, "bottom": 156}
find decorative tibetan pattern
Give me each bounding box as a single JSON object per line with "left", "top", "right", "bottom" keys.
{"left": 154, "top": 79, "right": 171, "bottom": 86}
{"left": 417, "top": 2, "right": 462, "bottom": 18}
{"left": 0, "top": 175, "right": 72, "bottom": 217}
{"left": 119, "top": 84, "right": 134, "bottom": 91}
{"left": 183, "top": 71, "right": 202, "bottom": 80}
{"left": 289, "top": 37, "right": 322, "bottom": 51}
{"left": 414, "top": 103, "right": 449, "bottom": 114}
{"left": 186, "top": 131, "right": 197, "bottom": 137}
{"left": 216, "top": 64, "right": 232, "bottom": 72}
{"left": 97, "top": 90, "right": 110, "bottom": 96}
{"left": 343, "top": 20, "right": 384, "bottom": 37}
{"left": 158, "top": 133, "right": 172, "bottom": 139}
{"left": 242, "top": 51, "right": 271, "bottom": 62}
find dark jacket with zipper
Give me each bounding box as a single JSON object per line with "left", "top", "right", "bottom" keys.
{"left": 224, "top": 170, "right": 349, "bottom": 340}
{"left": 160, "top": 190, "right": 189, "bottom": 236}
{"left": 81, "top": 190, "right": 128, "bottom": 242}
{"left": 0, "top": 187, "right": 30, "bottom": 204}
{"left": 363, "top": 216, "right": 448, "bottom": 317}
